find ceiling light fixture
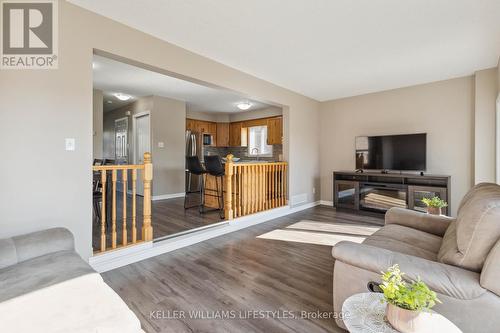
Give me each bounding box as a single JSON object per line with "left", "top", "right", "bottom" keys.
{"left": 114, "top": 93, "right": 131, "bottom": 101}
{"left": 237, "top": 101, "right": 252, "bottom": 110}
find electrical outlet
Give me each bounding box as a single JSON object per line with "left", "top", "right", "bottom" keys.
{"left": 65, "top": 138, "right": 75, "bottom": 151}
{"left": 158, "top": 142, "right": 165, "bottom": 148}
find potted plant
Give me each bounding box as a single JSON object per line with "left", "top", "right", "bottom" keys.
{"left": 421, "top": 196, "right": 447, "bottom": 215}
{"left": 380, "top": 265, "right": 441, "bottom": 333}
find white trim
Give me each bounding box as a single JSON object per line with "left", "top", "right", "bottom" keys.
{"left": 89, "top": 201, "right": 321, "bottom": 272}
{"left": 89, "top": 241, "right": 153, "bottom": 273}
{"left": 152, "top": 192, "right": 185, "bottom": 201}
{"left": 319, "top": 200, "right": 334, "bottom": 206}
{"left": 132, "top": 111, "right": 151, "bottom": 164}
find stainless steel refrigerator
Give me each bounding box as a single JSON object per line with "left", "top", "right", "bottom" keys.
{"left": 185, "top": 130, "right": 202, "bottom": 192}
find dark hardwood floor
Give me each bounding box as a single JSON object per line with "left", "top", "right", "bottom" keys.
{"left": 103, "top": 206, "right": 382, "bottom": 333}
{"left": 92, "top": 195, "right": 223, "bottom": 250}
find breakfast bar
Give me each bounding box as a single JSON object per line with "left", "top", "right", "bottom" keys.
{"left": 204, "top": 155, "right": 288, "bottom": 219}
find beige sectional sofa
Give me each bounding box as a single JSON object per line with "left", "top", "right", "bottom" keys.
{"left": 332, "top": 183, "right": 500, "bottom": 333}
{"left": 0, "top": 228, "right": 143, "bottom": 332}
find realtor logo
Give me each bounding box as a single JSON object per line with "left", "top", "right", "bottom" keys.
{"left": 1, "top": 0, "right": 58, "bottom": 69}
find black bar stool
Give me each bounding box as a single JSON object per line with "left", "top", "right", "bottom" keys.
{"left": 185, "top": 156, "right": 207, "bottom": 213}
{"left": 204, "top": 155, "right": 225, "bottom": 219}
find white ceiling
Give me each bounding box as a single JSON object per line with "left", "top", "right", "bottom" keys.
{"left": 93, "top": 55, "right": 271, "bottom": 112}
{"left": 73, "top": 0, "right": 500, "bottom": 101}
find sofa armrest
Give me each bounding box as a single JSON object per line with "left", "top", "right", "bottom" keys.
{"left": 332, "top": 241, "right": 484, "bottom": 300}
{"left": 385, "top": 207, "right": 454, "bottom": 237}
{"left": 481, "top": 239, "right": 500, "bottom": 296}
{"left": 11, "top": 228, "right": 74, "bottom": 264}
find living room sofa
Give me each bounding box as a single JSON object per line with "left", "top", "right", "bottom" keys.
{"left": 332, "top": 182, "right": 500, "bottom": 333}
{"left": 0, "top": 227, "right": 143, "bottom": 332}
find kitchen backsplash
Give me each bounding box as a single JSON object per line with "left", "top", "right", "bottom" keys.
{"left": 204, "top": 144, "right": 283, "bottom": 162}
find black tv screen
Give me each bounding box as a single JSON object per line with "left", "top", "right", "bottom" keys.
{"left": 355, "top": 133, "right": 426, "bottom": 171}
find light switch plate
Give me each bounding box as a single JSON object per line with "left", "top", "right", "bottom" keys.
{"left": 158, "top": 142, "right": 165, "bottom": 148}
{"left": 65, "top": 138, "right": 75, "bottom": 151}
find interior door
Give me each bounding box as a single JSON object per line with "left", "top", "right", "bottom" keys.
{"left": 134, "top": 112, "right": 151, "bottom": 196}
{"left": 114, "top": 117, "right": 128, "bottom": 164}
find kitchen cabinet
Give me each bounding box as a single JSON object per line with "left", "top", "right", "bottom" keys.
{"left": 229, "top": 122, "right": 242, "bottom": 146}
{"left": 267, "top": 116, "right": 283, "bottom": 145}
{"left": 186, "top": 119, "right": 217, "bottom": 134}
{"left": 186, "top": 119, "right": 196, "bottom": 131}
{"left": 216, "top": 123, "right": 229, "bottom": 147}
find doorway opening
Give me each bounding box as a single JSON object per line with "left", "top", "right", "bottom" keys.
{"left": 92, "top": 52, "right": 288, "bottom": 252}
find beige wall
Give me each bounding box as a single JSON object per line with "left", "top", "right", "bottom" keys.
{"left": 497, "top": 57, "right": 500, "bottom": 182}
{"left": 151, "top": 96, "right": 186, "bottom": 197}
{"left": 319, "top": 77, "right": 474, "bottom": 216}
{"left": 103, "top": 95, "right": 186, "bottom": 197}
{"left": 498, "top": 57, "right": 500, "bottom": 94}
{"left": 0, "top": 1, "right": 319, "bottom": 259}
{"left": 229, "top": 107, "right": 282, "bottom": 122}
{"left": 186, "top": 106, "right": 283, "bottom": 123}
{"left": 474, "top": 68, "right": 498, "bottom": 184}
{"left": 92, "top": 89, "right": 103, "bottom": 159}
{"left": 186, "top": 110, "right": 230, "bottom": 122}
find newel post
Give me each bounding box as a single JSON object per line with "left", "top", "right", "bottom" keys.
{"left": 142, "top": 152, "right": 153, "bottom": 241}
{"left": 224, "top": 154, "right": 234, "bottom": 220}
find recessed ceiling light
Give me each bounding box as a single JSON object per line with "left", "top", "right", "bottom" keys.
{"left": 237, "top": 101, "right": 252, "bottom": 110}
{"left": 114, "top": 93, "right": 131, "bottom": 101}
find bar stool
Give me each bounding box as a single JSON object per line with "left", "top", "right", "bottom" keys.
{"left": 204, "top": 155, "right": 225, "bottom": 219}
{"left": 184, "top": 156, "right": 207, "bottom": 213}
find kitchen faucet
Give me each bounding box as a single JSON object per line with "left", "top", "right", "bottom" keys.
{"left": 251, "top": 148, "right": 260, "bottom": 161}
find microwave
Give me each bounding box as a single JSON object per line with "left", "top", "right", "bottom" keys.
{"left": 203, "top": 133, "right": 214, "bottom": 146}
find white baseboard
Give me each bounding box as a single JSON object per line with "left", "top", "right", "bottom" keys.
{"left": 152, "top": 192, "right": 185, "bottom": 201}
{"left": 89, "top": 201, "right": 321, "bottom": 273}
{"left": 319, "top": 200, "right": 334, "bottom": 206}
{"left": 89, "top": 241, "right": 154, "bottom": 273}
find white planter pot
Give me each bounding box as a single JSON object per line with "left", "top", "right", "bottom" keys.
{"left": 426, "top": 206, "right": 441, "bottom": 215}
{"left": 386, "top": 303, "right": 426, "bottom": 333}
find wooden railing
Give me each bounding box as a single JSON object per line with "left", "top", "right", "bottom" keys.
{"left": 224, "top": 154, "right": 288, "bottom": 220}
{"left": 92, "top": 152, "right": 153, "bottom": 254}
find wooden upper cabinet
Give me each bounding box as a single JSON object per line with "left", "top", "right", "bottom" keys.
{"left": 208, "top": 122, "right": 217, "bottom": 135}
{"left": 186, "top": 119, "right": 196, "bottom": 131}
{"left": 229, "top": 122, "right": 242, "bottom": 146}
{"left": 186, "top": 119, "right": 217, "bottom": 134}
{"left": 267, "top": 116, "right": 283, "bottom": 145}
{"left": 216, "top": 123, "right": 230, "bottom": 147}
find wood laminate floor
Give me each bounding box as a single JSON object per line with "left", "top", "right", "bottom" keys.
{"left": 92, "top": 196, "right": 223, "bottom": 250}
{"left": 103, "top": 206, "right": 382, "bottom": 333}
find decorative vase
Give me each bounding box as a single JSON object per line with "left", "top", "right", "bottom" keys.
{"left": 386, "top": 303, "right": 425, "bottom": 333}
{"left": 426, "top": 206, "right": 441, "bottom": 215}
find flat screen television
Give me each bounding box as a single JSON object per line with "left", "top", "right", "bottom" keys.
{"left": 355, "top": 133, "right": 426, "bottom": 171}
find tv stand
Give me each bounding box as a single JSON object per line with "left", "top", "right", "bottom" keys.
{"left": 333, "top": 171, "right": 450, "bottom": 216}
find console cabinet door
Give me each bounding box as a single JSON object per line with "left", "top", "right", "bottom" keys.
{"left": 408, "top": 185, "right": 448, "bottom": 215}
{"left": 334, "top": 180, "right": 359, "bottom": 210}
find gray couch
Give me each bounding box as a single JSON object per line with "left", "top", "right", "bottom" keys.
{"left": 0, "top": 228, "right": 143, "bottom": 332}
{"left": 332, "top": 182, "right": 500, "bottom": 333}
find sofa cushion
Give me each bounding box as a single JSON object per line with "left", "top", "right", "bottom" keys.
{"left": 0, "top": 271, "right": 143, "bottom": 333}
{"left": 0, "top": 228, "right": 75, "bottom": 270}
{"left": 438, "top": 183, "right": 500, "bottom": 272}
{"left": 0, "top": 250, "right": 94, "bottom": 302}
{"left": 363, "top": 224, "right": 442, "bottom": 261}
